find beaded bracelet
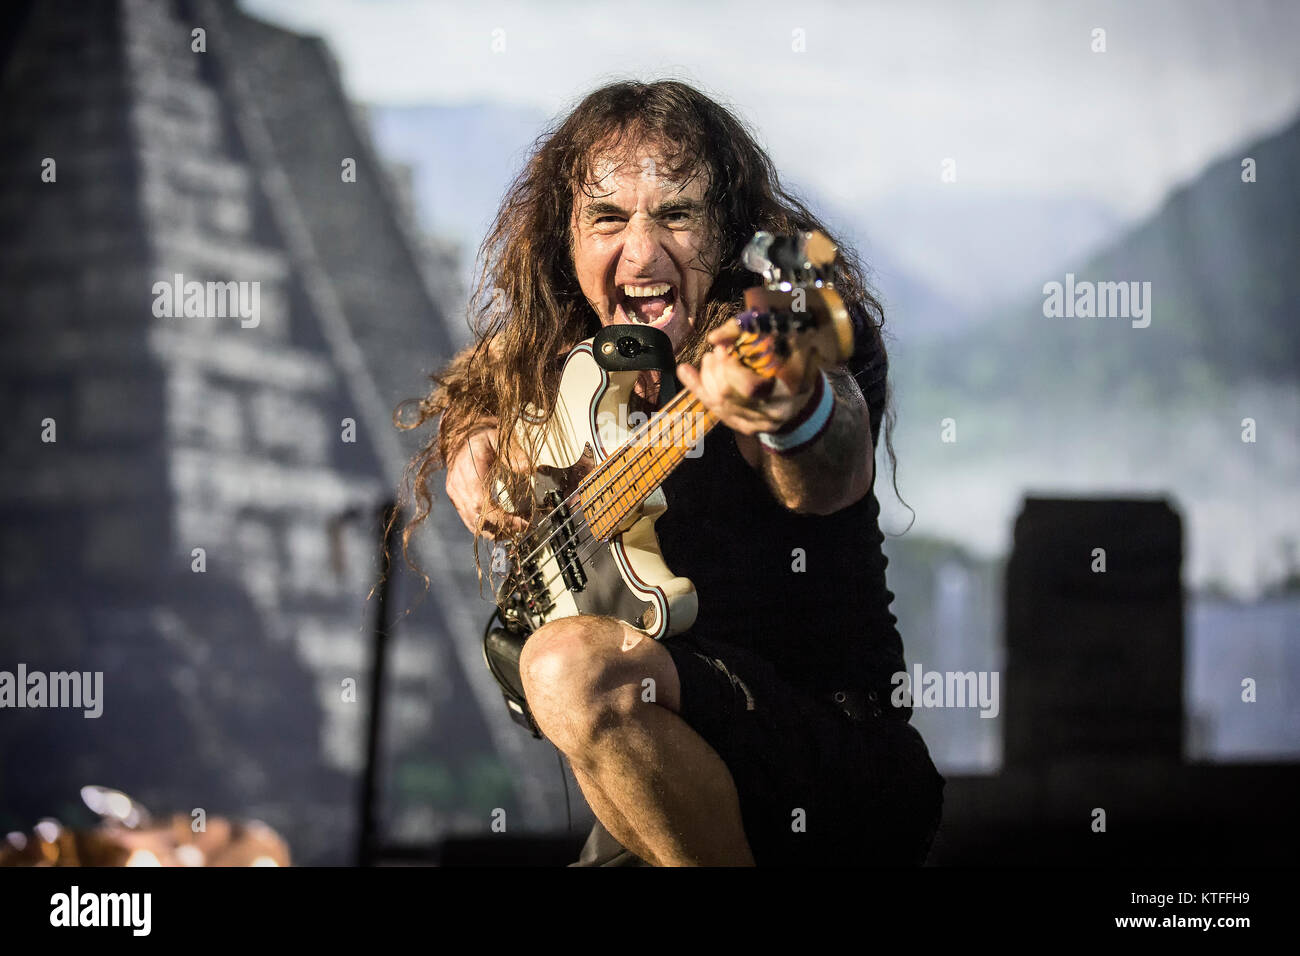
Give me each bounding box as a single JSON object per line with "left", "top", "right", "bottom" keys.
{"left": 759, "top": 369, "right": 835, "bottom": 456}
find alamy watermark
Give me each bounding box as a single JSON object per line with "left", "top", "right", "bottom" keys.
{"left": 50, "top": 886, "right": 150, "bottom": 936}
{"left": 891, "top": 664, "right": 999, "bottom": 718}
{"left": 152, "top": 273, "right": 260, "bottom": 328}
{"left": 0, "top": 664, "right": 103, "bottom": 718}
{"left": 1042, "top": 273, "right": 1151, "bottom": 328}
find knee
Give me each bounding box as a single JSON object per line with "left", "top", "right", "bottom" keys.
{"left": 519, "top": 618, "right": 638, "bottom": 753}
{"left": 518, "top": 618, "right": 602, "bottom": 706}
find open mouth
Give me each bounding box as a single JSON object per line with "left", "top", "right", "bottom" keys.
{"left": 616, "top": 282, "right": 678, "bottom": 326}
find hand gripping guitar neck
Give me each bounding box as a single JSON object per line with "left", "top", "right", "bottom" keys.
{"left": 487, "top": 229, "right": 855, "bottom": 646}
{"left": 480, "top": 229, "right": 855, "bottom": 735}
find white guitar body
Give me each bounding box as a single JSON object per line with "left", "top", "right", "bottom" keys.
{"left": 494, "top": 337, "right": 698, "bottom": 640}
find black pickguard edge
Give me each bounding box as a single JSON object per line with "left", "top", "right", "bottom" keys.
{"left": 533, "top": 445, "right": 657, "bottom": 631}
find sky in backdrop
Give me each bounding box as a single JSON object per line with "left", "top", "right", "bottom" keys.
{"left": 240, "top": 0, "right": 1300, "bottom": 222}
{"left": 236, "top": 0, "right": 1300, "bottom": 596}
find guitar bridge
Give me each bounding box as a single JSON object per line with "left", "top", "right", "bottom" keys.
{"left": 496, "top": 546, "right": 552, "bottom": 632}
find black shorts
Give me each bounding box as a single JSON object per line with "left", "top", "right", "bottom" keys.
{"left": 664, "top": 632, "right": 946, "bottom": 866}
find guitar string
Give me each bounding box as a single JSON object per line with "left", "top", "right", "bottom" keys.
{"left": 503, "top": 333, "right": 803, "bottom": 608}
{"left": 555, "top": 395, "right": 713, "bottom": 542}
{"left": 505, "top": 323, "right": 781, "bottom": 572}
{"left": 505, "top": 441, "right": 695, "bottom": 614}
{"left": 507, "top": 355, "right": 728, "bottom": 573}
{"left": 509, "top": 329, "right": 832, "bottom": 610}
{"left": 561, "top": 316, "right": 795, "bottom": 525}
{"left": 506, "top": 383, "right": 702, "bottom": 572}
{"left": 502, "top": 405, "right": 712, "bottom": 608}
{"left": 498, "top": 313, "right": 802, "bottom": 612}
{"left": 504, "top": 311, "right": 787, "bottom": 571}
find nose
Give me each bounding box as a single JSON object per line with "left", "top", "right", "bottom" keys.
{"left": 622, "top": 214, "right": 668, "bottom": 271}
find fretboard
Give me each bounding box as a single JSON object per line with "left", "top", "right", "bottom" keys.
{"left": 578, "top": 389, "right": 720, "bottom": 540}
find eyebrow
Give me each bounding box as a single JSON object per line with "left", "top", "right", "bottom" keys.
{"left": 581, "top": 198, "right": 705, "bottom": 221}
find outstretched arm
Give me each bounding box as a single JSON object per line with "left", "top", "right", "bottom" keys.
{"left": 675, "top": 326, "right": 874, "bottom": 516}
{"left": 734, "top": 364, "right": 873, "bottom": 515}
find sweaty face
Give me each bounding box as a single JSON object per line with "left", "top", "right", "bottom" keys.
{"left": 570, "top": 148, "right": 719, "bottom": 356}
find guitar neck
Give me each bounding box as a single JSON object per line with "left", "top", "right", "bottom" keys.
{"left": 572, "top": 230, "right": 849, "bottom": 541}
{"left": 579, "top": 387, "right": 720, "bottom": 540}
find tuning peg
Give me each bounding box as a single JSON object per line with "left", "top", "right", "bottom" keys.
{"left": 804, "top": 230, "right": 837, "bottom": 268}
{"left": 741, "top": 232, "right": 776, "bottom": 282}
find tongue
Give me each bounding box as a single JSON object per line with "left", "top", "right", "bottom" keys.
{"left": 627, "top": 296, "right": 668, "bottom": 322}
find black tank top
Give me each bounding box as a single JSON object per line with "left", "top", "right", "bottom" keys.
{"left": 654, "top": 308, "right": 906, "bottom": 704}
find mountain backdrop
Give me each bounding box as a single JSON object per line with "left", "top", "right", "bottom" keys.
{"left": 368, "top": 104, "right": 1300, "bottom": 595}
{"left": 886, "top": 113, "right": 1299, "bottom": 594}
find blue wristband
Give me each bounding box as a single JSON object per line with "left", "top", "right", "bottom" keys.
{"left": 759, "top": 370, "right": 834, "bottom": 455}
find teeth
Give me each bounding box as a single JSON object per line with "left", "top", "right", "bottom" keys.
{"left": 628, "top": 303, "right": 673, "bottom": 325}
{"left": 621, "top": 283, "right": 672, "bottom": 297}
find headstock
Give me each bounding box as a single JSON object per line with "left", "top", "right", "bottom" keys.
{"left": 730, "top": 229, "right": 854, "bottom": 394}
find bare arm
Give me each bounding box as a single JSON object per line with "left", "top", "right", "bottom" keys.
{"left": 438, "top": 336, "right": 531, "bottom": 539}
{"left": 675, "top": 317, "right": 876, "bottom": 516}
{"left": 734, "top": 364, "right": 874, "bottom": 515}
{"left": 446, "top": 403, "right": 547, "bottom": 537}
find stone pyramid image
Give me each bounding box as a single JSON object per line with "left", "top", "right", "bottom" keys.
{"left": 0, "top": 0, "right": 570, "bottom": 863}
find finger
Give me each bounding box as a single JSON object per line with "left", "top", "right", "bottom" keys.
{"left": 447, "top": 476, "right": 482, "bottom": 523}
{"left": 676, "top": 362, "right": 703, "bottom": 397}
{"left": 743, "top": 375, "right": 777, "bottom": 402}
{"left": 682, "top": 360, "right": 743, "bottom": 427}
{"left": 704, "top": 348, "right": 767, "bottom": 405}
{"left": 699, "top": 350, "right": 729, "bottom": 403}
{"left": 708, "top": 323, "right": 741, "bottom": 345}
{"left": 447, "top": 466, "right": 486, "bottom": 518}
{"left": 477, "top": 483, "right": 530, "bottom": 532}
{"left": 452, "top": 491, "right": 487, "bottom": 537}
{"left": 727, "top": 362, "right": 777, "bottom": 403}
{"left": 696, "top": 362, "right": 763, "bottom": 428}
{"left": 476, "top": 504, "right": 530, "bottom": 540}
{"left": 706, "top": 357, "right": 793, "bottom": 426}
{"left": 447, "top": 473, "right": 522, "bottom": 539}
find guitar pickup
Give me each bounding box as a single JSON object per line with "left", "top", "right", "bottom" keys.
{"left": 544, "top": 490, "right": 588, "bottom": 593}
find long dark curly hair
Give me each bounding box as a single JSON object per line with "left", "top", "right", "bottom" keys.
{"left": 395, "top": 79, "right": 901, "bottom": 585}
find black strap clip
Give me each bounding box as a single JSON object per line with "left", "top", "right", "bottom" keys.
{"left": 591, "top": 324, "right": 678, "bottom": 405}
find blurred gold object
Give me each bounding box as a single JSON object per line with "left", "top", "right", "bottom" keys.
{"left": 0, "top": 788, "right": 290, "bottom": 867}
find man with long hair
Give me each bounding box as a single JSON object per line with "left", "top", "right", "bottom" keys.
{"left": 401, "top": 80, "right": 944, "bottom": 866}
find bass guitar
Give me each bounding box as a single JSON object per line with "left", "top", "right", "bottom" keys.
{"left": 490, "top": 229, "right": 855, "bottom": 646}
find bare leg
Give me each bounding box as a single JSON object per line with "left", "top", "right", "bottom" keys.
{"left": 568, "top": 766, "right": 662, "bottom": 865}
{"left": 521, "top": 616, "right": 755, "bottom": 866}
{"left": 567, "top": 703, "right": 754, "bottom": 866}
